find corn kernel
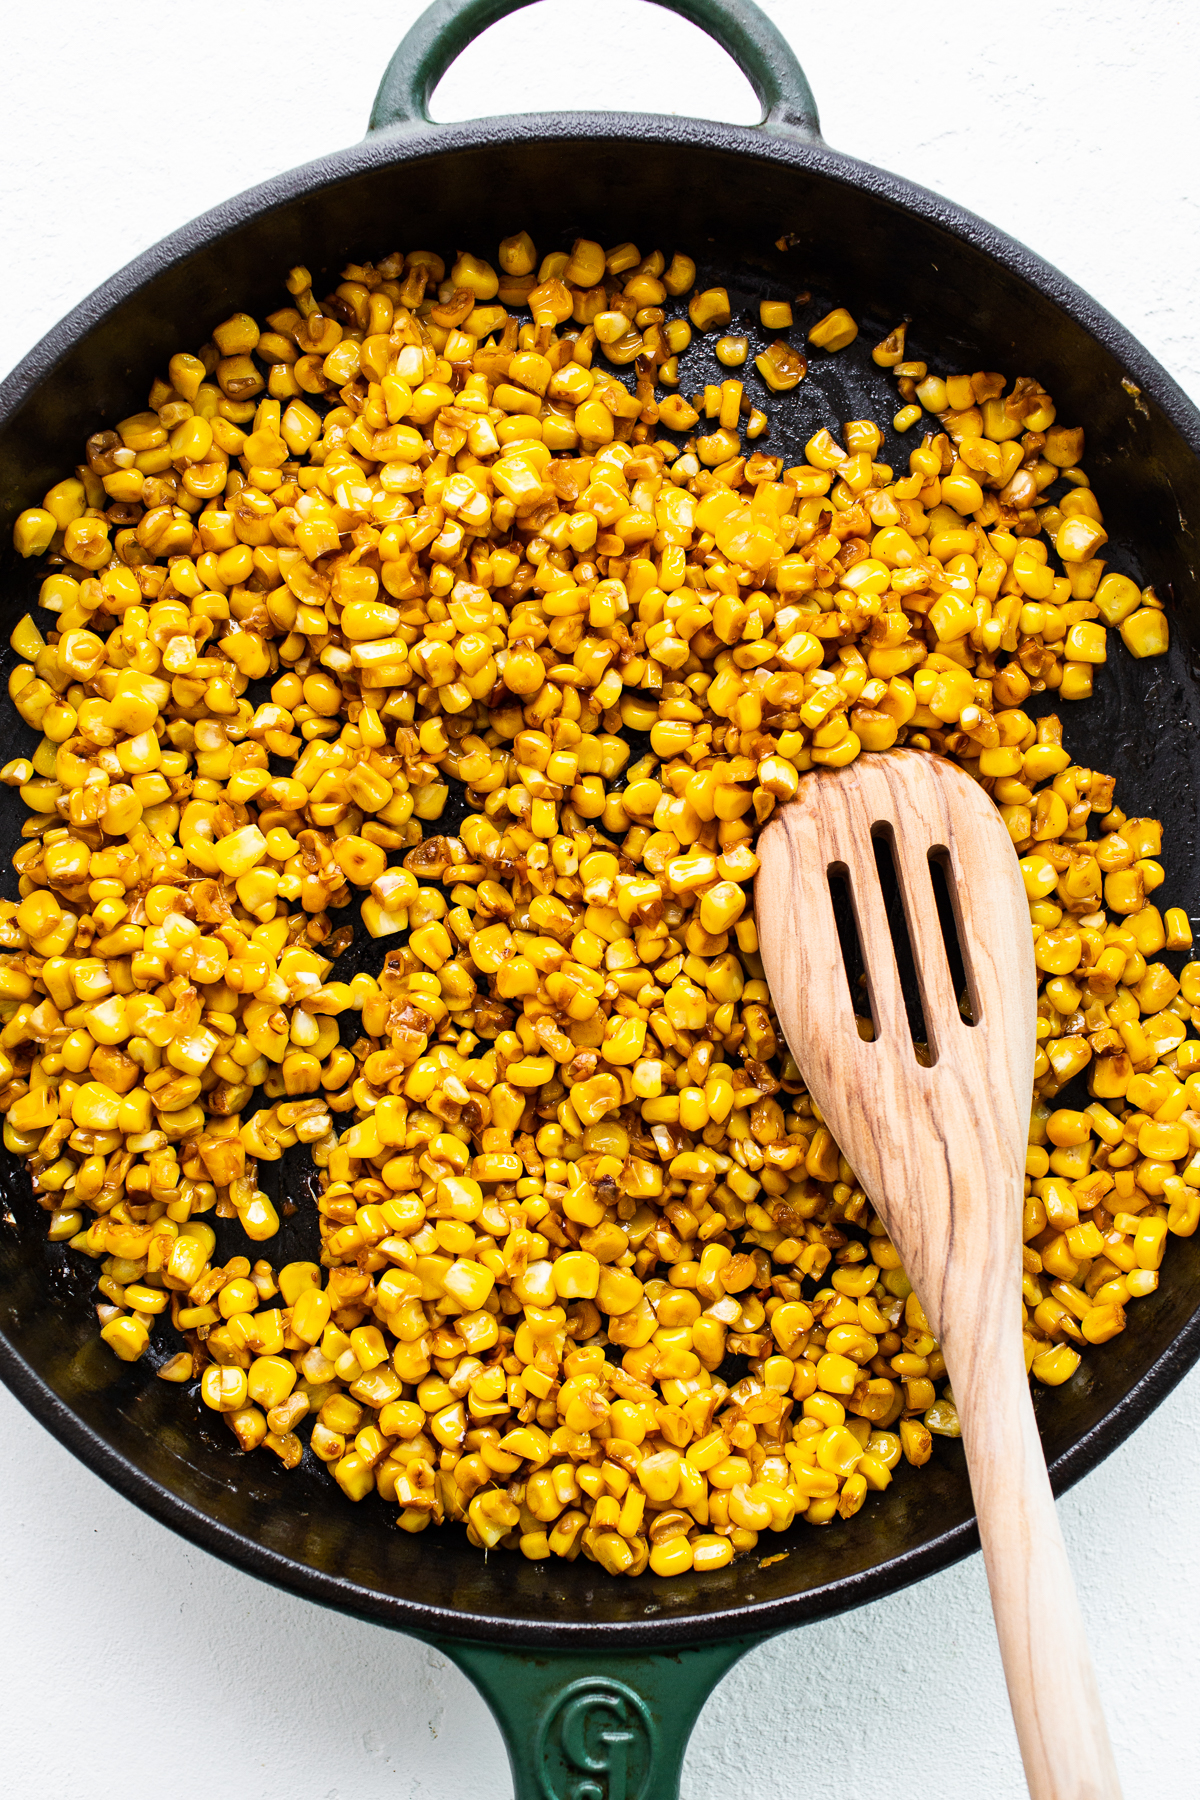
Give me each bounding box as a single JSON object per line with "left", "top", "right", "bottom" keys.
{"left": 807, "top": 308, "right": 858, "bottom": 352}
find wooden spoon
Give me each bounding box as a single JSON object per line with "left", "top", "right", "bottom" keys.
{"left": 756, "top": 748, "right": 1121, "bottom": 1800}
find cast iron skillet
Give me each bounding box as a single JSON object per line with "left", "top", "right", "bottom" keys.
{"left": 3, "top": 1, "right": 1200, "bottom": 1792}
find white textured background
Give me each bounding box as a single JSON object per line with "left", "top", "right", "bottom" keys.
{"left": 2, "top": 4, "right": 1199, "bottom": 1795}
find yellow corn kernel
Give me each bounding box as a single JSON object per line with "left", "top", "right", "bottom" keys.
{"left": 13, "top": 508, "right": 57, "bottom": 557}
{"left": 649, "top": 1534, "right": 695, "bottom": 1575}
{"left": 815, "top": 1353, "right": 858, "bottom": 1396}
{"left": 688, "top": 288, "right": 731, "bottom": 332}
{"left": 1120, "top": 608, "right": 1170, "bottom": 659}
{"left": 201, "top": 1365, "right": 249, "bottom": 1412}
{"left": 808, "top": 308, "right": 858, "bottom": 352}
{"left": 291, "top": 1287, "right": 333, "bottom": 1344}
{"left": 1056, "top": 516, "right": 1107, "bottom": 563}
{"left": 756, "top": 340, "right": 806, "bottom": 392}
{"left": 247, "top": 1355, "right": 297, "bottom": 1409}
{"left": 872, "top": 324, "right": 907, "bottom": 367}
{"left": 1031, "top": 1344, "right": 1081, "bottom": 1386}
{"left": 899, "top": 1419, "right": 932, "bottom": 1466}
{"left": 100, "top": 1315, "right": 150, "bottom": 1361}
{"left": 691, "top": 1535, "right": 734, "bottom": 1571}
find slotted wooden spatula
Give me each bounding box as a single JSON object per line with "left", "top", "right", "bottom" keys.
{"left": 756, "top": 748, "right": 1121, "bottom": 1800}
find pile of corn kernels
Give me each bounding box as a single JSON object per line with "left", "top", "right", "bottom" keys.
{"left": 6, "top": 230, "right": 1193, "bottom": 1579}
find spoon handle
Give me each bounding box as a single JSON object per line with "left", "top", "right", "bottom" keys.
{"left": 951, "top": 1343, "right": 1123, "bottom": 1800}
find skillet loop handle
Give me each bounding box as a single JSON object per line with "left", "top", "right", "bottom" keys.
{"left": 369, "top": 0, "right": 820, "bottom": 136}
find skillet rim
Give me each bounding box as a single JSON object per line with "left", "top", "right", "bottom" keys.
{"left": 2, "top": 106, "right": 1200, "bottom": 1649}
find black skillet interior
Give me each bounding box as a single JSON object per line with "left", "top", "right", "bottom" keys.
{"left": 3, "top": 117, "right": 1200, "bottom": 1647}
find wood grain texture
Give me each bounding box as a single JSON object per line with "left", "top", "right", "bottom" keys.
{"left": 757, "top": 750, "right": 1121, "bottom": 1800}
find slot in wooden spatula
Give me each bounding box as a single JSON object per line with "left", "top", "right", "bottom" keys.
{"left": 757, "top": 748, "right": 1120, "bottom": 1800}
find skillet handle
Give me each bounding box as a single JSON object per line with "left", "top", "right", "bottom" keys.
{"left": 417, "top": 1630, "right": 766, "bottom": 1798}
{"left": 368, "top": 0, "right": 820, "bottom": 136}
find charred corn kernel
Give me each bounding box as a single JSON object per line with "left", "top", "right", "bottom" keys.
{"left": 498, "top": 231, "right": 536, "bottom": 276}
{"left": 873, "top": 324, "right": 907, "bottom": 367}
{"left": 756, "top": 340, "right": 806, "bottom": 392}
{"left": 156, "top": 1352, "right": 195, "bottom": 1385}
{"left": 451, "top": 251, "right": 498, "bottom": 299}
{"left": 688, "top": 288, "right": 731, "bottom": 331}
{"left": 899, "top": 1420, "right": 932, "bottom": 1466}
